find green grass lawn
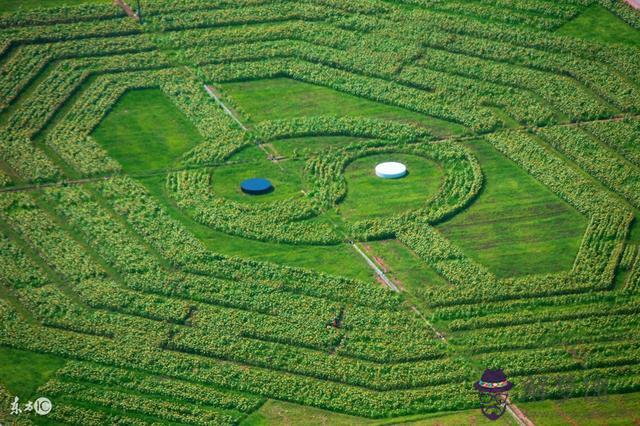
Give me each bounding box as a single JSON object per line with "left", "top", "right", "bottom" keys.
{"left": 242, "top": 393, "right": 640, "bottom": 425}
{"left": 364, "top": 239, "right": 450, "bottom": 313}
{"left": 138, "top": 175, "right": 374, "bottom": 282}
{"left": 219, "top": 78, "right": 467, "bottom": 138}
{"left": 0, "top": 0, "right": 105, "bottom": 12}
{"left": 437, "top": 139, "right": 588, "bottom": 278}
{"left": 0, "top": 347, "right": 65, "bottom": 399}
{"left": 92, "top": 89, "right": 204, "bottom": 174}
{"left": 557, "top": 5, "right": 640, "bottom": 46}
{"left": 339, "top": 153, "right": 444, "bottom": 222}
{"left": 211, "top": 159, "right": 306, "bottom": 204}
{"left": 519, "top": 393, "right": 640, "bottom": 425}
{"left": 241, "top": 399, "right": 514, "bottom": 425}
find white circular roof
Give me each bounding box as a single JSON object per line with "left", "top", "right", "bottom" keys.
{"left": 375, "top": 162, "right": 407, "bottom": 179}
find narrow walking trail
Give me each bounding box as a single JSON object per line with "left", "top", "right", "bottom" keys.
{"left": 113, "top": 0, "right": 139, "bottom": 20}
{"left": 351, "top": 242, "right": 400, "bottom": 292}
{"left": 204, "top": 84, "right": 284, "bottom": 164}
{"left": 204, "top": 85, "right": 248, "bottom": 131}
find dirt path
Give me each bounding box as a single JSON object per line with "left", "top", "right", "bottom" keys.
{"left": 351, "top": 242, "right": 400, "bottom": 292}
{"left": 204, "top": 84, "right": 249, "bottom": 131}
{"left": 113, "top": 0, "right": 139, "bottom": 20}
{"left": 506, "top": 401, "right": 536, "bottom": 426}
{"left": 203, "top": 84, "right": 284, "bottom": 164}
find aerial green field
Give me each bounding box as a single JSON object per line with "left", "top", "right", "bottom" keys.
{"left": 93, "top": 89, "right": 204, "bottom": 173}
{"left": 0, "top": 0, "right": 104, "bottom": 13}
{"left": 1, "top": 0, "right": 640, "bottom": 425}
{"left": 558, "top": 4, "right": 640, "bottom": 45}
{"left": 437, "top": 139, "right": 588, "bottom": 278}
{"left": 220, "top": 78, "right": 468, "bottom": 138}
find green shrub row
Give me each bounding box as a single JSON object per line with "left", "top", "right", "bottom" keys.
{"left": 56, "top": 360, "right": 264, "bottom": 412}
{"left": 432, "top": 291, "right": 634, "bottom": 321}
{"left": 583, "top": 117, "right": 640, "bottom": 168}
{"left": 93, "top": 176, "right": 399, "bottom": 310}
{"left": 0, "top": 16, "right": 140, "bottom": 48}
{"left": 538, "top": 126, "right": 640, "bottom": 209}
{"left": 0, "top": 194, "right": 105, "bottom": 282}
{"left": 15, "top": 284, "right": 169, "bottom": 346}
{"left": 0, "top": 306, "right": 478, "bottom": 418}
{"left": 0, "top": 135, "right": 61, "bottom": 182}
{"left": 45, "top": 403, "right": 149, "bottom": 426}
{"left": 371, "top": 8, "right": 640, "bottom": 113}
{"left": 168, "top": 326, "right": 460, "bottom": 390}
{"left": 414, "top": 47, "right": 614, "bottom": 122}
{"left": 201, "top": 59, "right": 496, "bottom": 132}
{"left": 0, "top": 230, "right": 48, "bottom": 288}
{"left": 40, "top": 379, "right": 241, "bottom": 426}
{"left": 0, "top": 34, "right": 155, "bottom": 113}
{"left": 448, "top": 298, "right": 640, "bottom": 331}
{"left": 454, "top": 313, "right": 640, "bottom": 354}
{"left": 0, "top": 3, "right": 123, "bottom": 28}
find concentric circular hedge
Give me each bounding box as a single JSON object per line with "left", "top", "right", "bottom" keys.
{"left": 167, "top": 118, "right": 482, "bottom": 244}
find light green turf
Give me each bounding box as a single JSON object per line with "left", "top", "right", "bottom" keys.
{"left": 242, "top": 393, "right": 640, "bottom": 425}
{"left": 519, "top": 393, "right": 640, "bottom": 425}
{"left": 211, "top": 159, "right": 305, "bottom": 204}
{"left": 138, "top": 175, "right": 374, "bottom": 282}
{"left": 0, "top": 347, "right": 65, "bottom": 399}
{"left": 364, "top": 239, "right": 449, "bottom": 314}
{"left": 92, "top": 89, "right": 204, "bottom": 174}
{"left": 219, "top": 78, "right": 468, "bottom": 138}
{"left": 0, "top": 0, "right": 105, "bottom": 12}
{"left": 364, "top": 240, "right": 449, "bottom": 291}
{"left": 240, "top": 399, "right": 513, "bottom": 425}
{"left": 557, "top": 5, "right": 640, "bottom": 46}
{"left": 339, "top": 153, "right": 444, "bottom": 222}
{"left": 437, "top": 139, "right": 588, "bottom": 278}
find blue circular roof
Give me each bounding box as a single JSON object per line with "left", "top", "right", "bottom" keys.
{"left": 240, "top": 178, "right": 274, "bottom": 195}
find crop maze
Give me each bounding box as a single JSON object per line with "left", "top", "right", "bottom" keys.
{"left": 1, "top": 0, "right": 640, "bottom": 424}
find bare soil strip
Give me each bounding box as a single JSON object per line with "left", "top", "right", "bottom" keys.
{"left": 204, "top": 84, "right": 248, "bottom": 131}
{"left": 113, "top": 0, "right": 139, "bottom": 20}
{"left": 351, "top": 242, "right": 400, "bottom": 292}
{"left": 506, "top": 401, "right": 536, "bottom": 426}
{"left": 204, "top": 84, "right": 284, "bottom": 163}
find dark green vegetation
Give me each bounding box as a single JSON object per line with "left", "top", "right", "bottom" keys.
{"left": 0, "top": 0, "right": 103, "bottom": 13}
{"left": 438, "top": 139, "right": 588, "bottom": 278}
{"left": 0, "top": 347, "right": 65, "bottom": 399}
{"left": 92, "top": 89, "right": 204, "bottom": 173}
{"left": 519, "top": 393, "right": 640, "bottom": 425}
{"left": 558, "top": 4, "right": 640, "bottom": 46}
{"left": 2, "top": 0, "right": 640, "bottom": 425}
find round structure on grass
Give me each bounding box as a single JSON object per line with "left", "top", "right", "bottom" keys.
{"left": 375, "top": 162, "right": 407, "bottom": 179}
{"left": 240, "top": 178, "right": 274, "bottom": 195}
